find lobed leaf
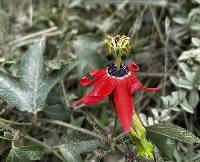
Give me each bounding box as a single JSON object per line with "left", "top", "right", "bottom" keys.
{"left": 0, "top": 38, "right": 79, "bottom": 114}
{"left": 6, "top": 145, "right": 42, "bottom": 162}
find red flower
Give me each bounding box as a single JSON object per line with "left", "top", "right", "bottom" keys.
{"left": 75, "top": 63, "right": 160, "bottom": 133}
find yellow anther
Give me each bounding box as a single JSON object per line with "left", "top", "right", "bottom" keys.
{"left": 104, "top": 35, "right": 130, "bottom": 54}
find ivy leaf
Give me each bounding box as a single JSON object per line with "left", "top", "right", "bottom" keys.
{"left": 0, "top": 38, "right": 79, "bottom": 114}
{"left": 6, "top": 145, "right": 42, "bottom": 162}
{"left": 59, "top": 130, "right": 100, "bottom": 162}
{"left": 146, "top": 123, "right": 200, "bottom": 144}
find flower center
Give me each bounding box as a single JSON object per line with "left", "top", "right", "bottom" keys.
{"left": 108, "top": 63, "right": 129, "bottom": 77}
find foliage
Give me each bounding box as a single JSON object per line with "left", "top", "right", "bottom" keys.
{"left": 0, "top": 0, "right": 200, "bottom": 162}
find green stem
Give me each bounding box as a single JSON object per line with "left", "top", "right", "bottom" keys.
{"left": 111, "top": 114, "right": 118, "bottom": 140}
{"left": 60, "top": 80, "right": 70, "bottom": 110}
{"left": 115, "top": 48, "right": 122, "bottom": 71}
{"left": 0, "top": 117, "right": 32, "bottom": 126}
{"left": 116, "top": 56, "right": 121, "bottom": 71}
{"left": 39, "top": 119, "right": 102, "bottom": 139}
{"left": 25, "top": 135, "right": 66, "bottom": 162}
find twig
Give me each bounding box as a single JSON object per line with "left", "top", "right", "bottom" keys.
{"left": 60, "top": 80, "right": 70, "bottom": 110}
{"left": 137, "top": 72, "right": 172, "bottom": 77}
{"left": 25, "top": 135, "right": 66, "bottom": 162}
{"left": 9, "top": 26, "right": 58, "bottom": 45}
{"left": 0, "top": 117, "right": 32, "bottom": 126}
{"left": 111, "top": 114, "right": 118, "bottom": 140}
{"left": 39, "top": 119, "right": 103, "bottom": 140}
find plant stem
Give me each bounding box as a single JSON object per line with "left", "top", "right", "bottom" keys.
{"left": 60, "top": 79, "right": 70, "bottom": 110}
{"left": 39, "top": 119, "right": 102, "bottom": 140}
{"left": 25, "top": 135, "right": 66, "bottom": 162}
{"left": 111, "top": 114, "right": 118, "bottom": 140}
{"left": 116, "top": 56, "right": 121, "bottom": 71}
{"left": 0, "top": 117, "right": 32, "bottom": 126}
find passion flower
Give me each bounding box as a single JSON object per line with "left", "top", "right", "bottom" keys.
{"left": 75, "top": 62, "right": 160, "bottom": 132}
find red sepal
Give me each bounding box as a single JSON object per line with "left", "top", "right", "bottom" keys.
{"left": 75, "top": 75, "right": 116, "bottom": 105}
{"left": 114, "top": 78, "right": 134, "bottom": 133}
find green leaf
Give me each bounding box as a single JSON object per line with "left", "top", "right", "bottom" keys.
{"left": 179, "top": 99, "right": 194, "bottom": 113}
{"left": 0, "top": 38, "right": 79, "bottom": 114}
{"left": 193, "top": 69, "right": 200, "bottom": 89}
{"left": 188, "top": 90, "right": 199, "bottom": 109}
{"left": 179, "top": 62, "right": 194, "bottom": 82}
{"left": 173, "top": 17, "right": 188, "bottom": 25}
{"left": 147, "top": 132, "right": 175, "bottom": 160}
{"left": 59, "top": 130, "right": 100, "bottom": 162}
{"left": 192, "top": 37, "right": 200, "bottom": 47}
{"left": 146, "top": 123, "right": 200, "bottom": 144}
{"left": 193, "top": 0, "right": 200, "bottom": 4}
{"left": 179, "top": 48, "right": 200, "bottom": 63}
{"left": 170, "top": 76, "right": 193, "bottom": 90}
{"left": 44, "top": 104, "right": 70, "bottom": 121}
{"left": 161, "top": 92, "right": 179, "bottom": 111}
{"left": 6, "top": 145, "right": 42, "bottom": 162}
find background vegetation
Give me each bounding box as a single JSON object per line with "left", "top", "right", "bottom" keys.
{"left": 0, "top": 0, "right": 200, "bottom": 162}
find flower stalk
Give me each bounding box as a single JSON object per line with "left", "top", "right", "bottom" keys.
{"left": 130, "top": 114, "right": 154, "bottom": 160}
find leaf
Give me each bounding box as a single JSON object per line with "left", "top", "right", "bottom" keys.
{"left": 59, "top": 130, "right": 100, "bottom": 162}
{"left": 193, "top": 0, "right": 200, "bottom": 4}
{"left": 179, "top": 48, "right": 200, "bottom": 63}
{"left": 179, "top": 99, "right": 194, "bottom": 113}
{"left": 188, "top": 90, "right": 199, "bottom": 109}
{"left": 179, "top": 62, "right": 194, "bottom": 82}
{"left": 0, "top": 38, "right": 79, "bottom": 114}
{"left": 193, "top": 69, "right": 200, "bottom": 89}
{"left": 191, "top": 37, "right": 200, "bottom": 47}
{"left": 6, "top": 145, "right": 42, "bottom": 162}
{"left": 173, "top": 17, "right": 188, "bottom": 25}
{"left": 161, "top": 93, "right": 179, "bottom": 110}
{"left": 146, "top": 123, "right": 200, "bottom": 144}
{"left": 46, "top": 55, "right": 61, "bottom": 71}
{"left": 170, "top": 76, "right": 193, "bottom": 90}
{"left": 147, "top": 132, "right": 175, "bottom": 160}
{"left": 44, "top": 104, "right": 71, "bottom": 121}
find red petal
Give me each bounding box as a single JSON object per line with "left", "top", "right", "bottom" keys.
{"left": 75, "top": 75, "right": 116, "bottom": 105}
{"left": 127, "top": 73, "right": 142, "bottom": 94}
{"left": 80, "top": 69, "right": 107, "bottom": 86}
{"left": 114, "top": 78, "right": 134, "bottom": 133}
{"left": 89, "top": 69, "right": 101, "bottom": 76}
{"left": 142, "top": 86, "right": 160, "bottom": 92}
{"left": 128, "top": 63, "right": 139, "bottom": 71}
